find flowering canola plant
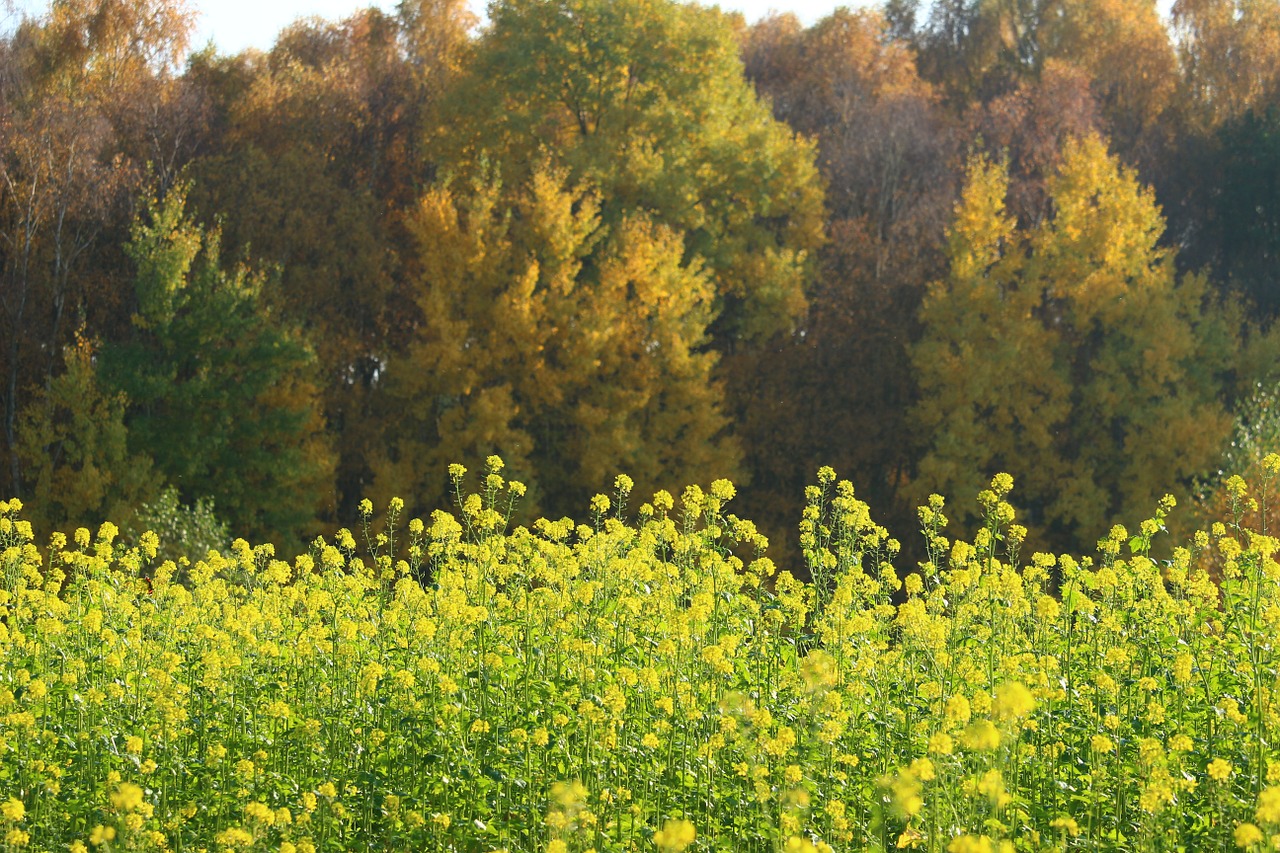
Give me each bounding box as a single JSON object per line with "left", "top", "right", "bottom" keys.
{"left": 5, "top": 456, "right": 1280, "bottom": 851}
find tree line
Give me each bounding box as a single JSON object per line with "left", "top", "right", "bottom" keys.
{"left": 2, "top": 0, "right": 1279, "bottom": 561}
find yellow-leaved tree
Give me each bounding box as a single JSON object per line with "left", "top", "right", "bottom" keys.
{"left": 393, "top": 0, "right": 822, "bottom": 523}
{"left": 16, "top": 335, "right": 154, "bottom": 535}
{"left": 433, "top": 0, "right": 825, "bottom": 346}
{"left": 370, "top": 166, "right": 737, "bottom": 517}
{"left": 912, "top": 135, "right": 1238, "bottom": 548}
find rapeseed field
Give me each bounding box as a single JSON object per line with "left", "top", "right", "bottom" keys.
{"left": 3, "top": 457, "right": 1280, "bottom": 851}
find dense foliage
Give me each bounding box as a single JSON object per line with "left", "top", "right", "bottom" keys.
{"left": 3, "top": 0, "right": 1280, "bottom": 558}
{"left": 911, "top": 139, "right": 1237, "bottom": 543}
{"left": 6, "top": 462, "right": 1280, "bottom": 850}
{"left": 7, "top": 0, "right": 1280, "bottom": 848}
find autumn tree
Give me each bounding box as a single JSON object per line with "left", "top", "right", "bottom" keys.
{"left": 970, "top": 59, "right": 1103, "bottom": 228}
{"left": 1172, "top": 0, "right": 1280, "bottom": 130}
{"left": 370, "top": 166, "right": 736, "bottom": 517}
{"left": 0, "top": 0, "right": 193, "bottom": 501}
{"left": 898, "top": 0, "right": 1176, "bottom": 164}
{"left": 1157, "top": 0, "right": 1280, "bottom": 320}
{"left": 397, "top": 0, "right": 476, "bottom": 107}
{"left": 0, "top": 94, "right": 126, "bottom": 498}
{"left": 898, "top": 0, "right": 1047, "bottom": 106}
{"left": 97, "top": 184, "right": 334, "bottom": 547}
{"left": 912, "top": 136, "right": 1237, "bottom": 547}
{"left": 1036, "top": 0, "right": 1178, "bottom": 162}
{"left": 16, "top": 334, "right": 154, "bottom": 535}
{"left": 185, "top": 1, "right": 473, "bottom": 519}
{"left": 735, "top": 9, "right": 958, "bottom": 555}
{"left": 434, "top": 0, "right": 824, "bottom": 347}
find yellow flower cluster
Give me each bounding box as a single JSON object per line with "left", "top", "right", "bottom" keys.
{"left": 0, "top": 464, "right": 1278, "bottom": 850}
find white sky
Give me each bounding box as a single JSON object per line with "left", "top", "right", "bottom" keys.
{"left": 186, "top": 1, "right": 848, "bottom": 54}
{"left": 5, "top": 0, "right": 1178, "bottom": 57}
{"left": 0, "top": 0, "right": 849, "bottom": 55}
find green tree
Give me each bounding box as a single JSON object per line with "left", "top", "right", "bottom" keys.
{"left": 123, "top": 485, "right": 230, "bottom": 566}
{"left": 98, "top": 183, "right": 334, "bottom": 547}
{"left": 1161, "top": 104, "right": 1280, "bottom": 322}
{"left": 1198, "top": 108, "right": 1280, "bottom": 319}
{"left": 912, "top": 136, "right": 1237, "bottom": 547}
{"left": 371, "top": 165, "right": 736, "bottom": 517}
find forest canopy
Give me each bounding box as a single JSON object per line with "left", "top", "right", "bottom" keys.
{"left": 3, "top": 0, "right": 1279, "bottom": 562}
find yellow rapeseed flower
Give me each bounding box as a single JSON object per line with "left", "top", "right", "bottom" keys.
{"left": 978, "top": 769, "right": 1011, "bottom": 808}
{"left": 928, "top": 732, "right": 954, "bottom": 755}
{"left": 1236, "top": 823, "right": 1263, "bottom": 847}
{"left": 1049, "top": 816, "right": 1079, "bottom": 837}
{"left": 89, "top": 825, "right": 116, "bottom": 846}
{"left": 110, "top": 783, "right": 144, "bottom": 812}
{"left": 653, "top": 818, "right": 696, "bottom": 852}
{"left": 885, "top": 769, "right": 924, "bottom": 818}
{"left": 945, "top": 695, "right": 972, "bottom": 727}
{"left": 961, "top": 720, "right": 1001, "bottom": 751}
{"left": 0, "top": 798, "right": 24, "bottom": 823}
{"left": 244, "top": 802, "right": 275, "bottom": 824}
{"left": 993, "top": 682, "right": 1035, "bottom": 720}
{"left": 1257, "top": 786, "right": 1280, "bottom": 824}
{"left": 948, "top": 835, "right": 994, "bottom": 853}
